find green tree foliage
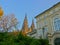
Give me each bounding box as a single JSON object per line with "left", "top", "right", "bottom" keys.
{"left": 30, "top": 39, "right": 41, "bottom": 45}
{"left": 0, "top": 32, "right": 49, "bottom": 45}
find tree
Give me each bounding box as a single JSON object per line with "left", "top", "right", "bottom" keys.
{"left": 30, "top": 39, "right": 41, "bottom": 45}
{"left": 0, "top": 14, "right": 18, "bottom": 32}
{"left": 0, "top": 32, "right": 49, "bottom": 45}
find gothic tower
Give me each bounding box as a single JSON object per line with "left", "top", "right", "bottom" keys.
{"left": 29, "top": 19, "right": 35, "bottom": 32}
{"left": 22, "top": 14, "right": 28, "bottom": 35}
{"left": 31, "top": 19, "right": 35, "bottom": 30}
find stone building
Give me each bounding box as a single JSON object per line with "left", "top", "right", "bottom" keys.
{"left": 35, "top": 2, "right": 60, "bottom": 45}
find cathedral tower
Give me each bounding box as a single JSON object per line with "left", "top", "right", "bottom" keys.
{"left": 31, "top": 19, "right": 35, "bottom": 30}
{"left": 29, "top": 19, "right": 35, "bottom": 32}
{"left": 22, "top": 14, "right": 28, "bottom": 35}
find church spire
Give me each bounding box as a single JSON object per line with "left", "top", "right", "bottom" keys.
{"left": 25, "top": 13, "right": 27, "bottom": 20}
{"left": 29, "top": 19, "right": 35, "bottom": 32}
{"left": 21, "top": 13, "right": 28, "bottom": 35}
{"left": 31, "top": 19, "right": 35, "bottom": 30}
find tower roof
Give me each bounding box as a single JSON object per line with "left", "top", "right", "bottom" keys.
{"left": 31, "top": 19, "right": 35, "bottom": 30}
{"left": 21, "top": 14, "right": 29, "bottom": 35}
{"left": 25, "top": 13, "right": 27, "bottom": 19}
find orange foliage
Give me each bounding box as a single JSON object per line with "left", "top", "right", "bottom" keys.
{"left": 0, "top": 7, "right": 3, "bottom": 16}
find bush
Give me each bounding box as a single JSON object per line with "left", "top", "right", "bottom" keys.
{"left": 0, "top": 32, "right": 49, "bottom": 45}
{"left": 30, "top": 39, "right": 41, "bottom": 45}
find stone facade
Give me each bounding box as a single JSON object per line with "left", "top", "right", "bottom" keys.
{"left": 35, "top": 2, "right": 60, "bottom": 45}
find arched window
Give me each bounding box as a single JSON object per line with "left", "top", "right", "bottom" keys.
{"left": 54, "top": 17, "right": 60, "bottom": 31}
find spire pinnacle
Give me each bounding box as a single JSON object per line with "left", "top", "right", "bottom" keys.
{"left": 25, "top": 13, "right": 27, "bottom": 19}
{"left": 32, "top": 19, "right": 34, "bottom": 24}
{"left": 21, "top": 13, "right": 28, "bottom": 35}
{"left": 31, "top": 19, "right": 35, "bottom": 30}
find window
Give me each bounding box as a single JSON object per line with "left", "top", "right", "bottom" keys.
{"left": 54, "top": 17, "right": 60, "bottom": 31}
{"left": 42, "top": 26, "right": 48, "bottom": 38}
{"left": 42, "top": 27, "right": 48, "bottom": 35}
{"left": 44, "top": 15, "right": 47, "bottom": 25}
{"left": 44, "top": 27, "right": 48, "bottom": 38}
{"left": 44, "top": 20, "right": 47, "bottom": 26}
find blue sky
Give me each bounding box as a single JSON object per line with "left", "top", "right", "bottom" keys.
{"left": 0, "top": 0, "right": 60, "bottom": 29}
